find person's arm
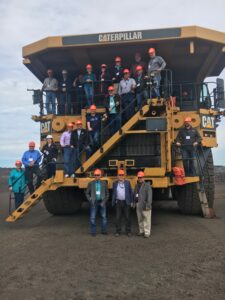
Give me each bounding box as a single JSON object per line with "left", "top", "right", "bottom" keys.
{"left": 22, "top": 152, "right": 29, "bottom": 167}
{"left": 70, "top": 132, "right": 74, "bottom": 147}
{"left": 53, "top": 79, "right": 58, "bottom": 91}
{"left": 36, "top": 151, "right": 42, "bottom": 165}
{"left": 111, "top": 182, "right": 116, "bottom": 206}
{"left": 87, "top": 119, "right": 92, "bottom": 131}
{"left": 8, "top": 171, "right": 13, "bottom": 190}
{"left": 175, "top": 130, "right": 182, "bottom": 146}
{"left": 195, "top": 130, "right": 202, "bottom": 144}
{"left": 52, "top": 144, "right": 58, "bottom": 160}
{"left": 158, "top": 57, "right": 166, "bottom": 71}
{"left": 42, "top": 78, "right": 47, "bottom": 91}
{"left": 60, "top": 132, "right": 65, "bottom": 147}
{"left": 118, "top": 82, "right": 122, "bottom": 95}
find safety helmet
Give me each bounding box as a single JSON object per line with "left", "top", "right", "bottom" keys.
{"left": 15, "top": 160, "right": 22, "bottom": 166}
{"left": 46, "top": 135, "right": 53, "bottom": 139}
{"left": 101, "top": 64, "right": 107, "bottom": 68}
{"left": 62, "top": 69, "right": 67, "bottom": 74}
{"left": 137, "top": 171, "right": 145, "bottom": 178}
{"left": 148, "top": 47, "right": 155, "bottom": 54}
{"left": 94, "top": 169, "right": 102, "bottom": 176}
{"left": 67, "top": 123, "right": 74, "bottom": 128}
{"left": 86, "top": 64, "right": 92, "bottom": 69}
{"left": 184, "top": 117, "right": 192, "bottom": 122}
{"left": 28, "top": 141, "right": 35, "bottom": 147}
{"left": 118, "top": 169, "right": 125, "bottom": 175}
{"left": 76, "top": 120, "right": 82, "bottom": 125}
{"left": 135, "top": 65, "right": 143, "bottom": 72}
{"left": 115, "top": 56, "right": 121, "bottom": 62}
{"left": 90, "top": 105, "right": 97, "bottom": 110}
{"left": 123, "top": 68, "right": 130, "bottom": 74}
{"left": 108, "top": 86, "right": 114, "bottom": 91}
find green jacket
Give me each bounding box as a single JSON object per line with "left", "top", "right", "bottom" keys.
{"left": 8, "top": 169, "right": 27, "bottom": 193}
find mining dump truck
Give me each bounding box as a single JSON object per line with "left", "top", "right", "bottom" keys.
{"left": 6, "top": 26, "right": 225, "bottom": 222}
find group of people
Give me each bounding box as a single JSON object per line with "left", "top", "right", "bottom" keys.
{"left": 42, "top": 48, "right": 166, "bottom": 115}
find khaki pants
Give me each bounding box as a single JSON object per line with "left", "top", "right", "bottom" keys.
{"left": 136, "top": 202, "right": 151, "bottom": 236}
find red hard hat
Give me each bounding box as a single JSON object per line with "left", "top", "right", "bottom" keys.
{"left": 123, "top": 68, "right": 130, "bottom": 74}
{"left": 137, "top": 171, "right": 145, "bottom": 178}
{"left": 86, "top": 64, "right": 92, "bottom": 69}
{"left": 101, "top": 64, "right": 107, "bottom": 68}
{"left": 108, "top": 86, "right": 114, "bottom": 91}
{"left": 148, "top": 47, "right": 155, "bottom": 53}
{"left": 118, "top": 169, "right": 125, "bottom": 175}
{"left": 90, "top": 105, "right": 96, "bottom": 110}
{"left": 184, "top": 117, "right": 192, "bottom": 122}
{"left": 115, "top": 56, "right": 121, "bottom": 62}
{"left": 76, "top": 120, "right": 82, "bottom": 125}
{"left": 67, "top": 123, "right": 74, "bottom": 128}
{"left": 28, "top": 141, "right": 35, "bottom": 147}
{"left": 15, "top": 160, "right": 22, "bottom": 166}
{"left": 94, "top": 169, "right": 102, "bottom": 176}
{"left": 135, "top": 65, "right": 143, "bottom": 72}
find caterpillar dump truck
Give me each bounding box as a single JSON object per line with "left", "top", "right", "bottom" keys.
{"left": 6, "top": 25, "right": 225, "bottom": 222}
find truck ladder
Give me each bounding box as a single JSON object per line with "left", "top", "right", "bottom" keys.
{"left": 6, "top": 178, "right": 52, "bottom": 222}
{"left": 76, "top": 104, "right": 150, "bottom": 174}
{"left": 196, "top": 182, "right": 210, "bottom": 218}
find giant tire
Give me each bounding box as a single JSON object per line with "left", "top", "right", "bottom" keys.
{"left": 174, "top": 150, "right": 214, "bottom": 215}
{"left": 43, "top": 187, "right": 85, "bottom": 215}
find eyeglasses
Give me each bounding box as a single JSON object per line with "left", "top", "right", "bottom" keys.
{"left": 118, "top": 174, "right": 124, "bottom": 176}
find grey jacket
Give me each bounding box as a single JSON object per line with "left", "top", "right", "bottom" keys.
{"left": 85, "top": 180, "right": 109, "bottom": 206}
{"left": 134, "top": 181, "right": 152, "bottom": 210}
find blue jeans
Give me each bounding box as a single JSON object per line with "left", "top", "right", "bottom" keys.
{"left": 109, "top": 114, "right": 121, "bottom": 135}
{"left": 84, "top": 84, "right": 94, "bottom": 107}
{"left": 136, "top": 90, "right": 148, "bottom": 109}
{"left": 63, "top": 147, "right": 75, "bottom": 175}
{"left": 14, "top": 193, "right": 24, "bottom": 209}
{"left": 89, "top": 130, "right": 100, "bottom": 153}
{"left": 181, "top": 146, "right": 196, "bottom": 176}
{"left": 46, "top": 91, "right": 56, "bottom": 114}
{"left": 90, "top": 203, "right": 107, "bottom": 234}
{"left": 153, "top": 74, "right": 161, "bottom": 98}
{"left": 74, "top": 145, "right": 92, "bottom": 170}
{"left": 58, "top": 93, "right": 71, "bottom": 115}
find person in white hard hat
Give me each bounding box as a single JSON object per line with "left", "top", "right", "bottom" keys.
{"left": 41, "top": 135, "right": 58, "bottom": 178}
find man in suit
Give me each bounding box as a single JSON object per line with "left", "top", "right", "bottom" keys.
{"left": 85, "top": 169, "right": 109, "bottom": 236}
{"left": 133, "top": 171, "right": 152, "bottom": 238}
{"left": 70, "top": 120, "right": 91, "bottom": 172}
{"left": 112, "top": 169, "right": 133, "bottom": 236}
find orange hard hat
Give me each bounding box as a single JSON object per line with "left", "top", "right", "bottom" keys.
{"left": 67, "top": 123, "right": 74, "bottom": 128}
{"left": 101, "top": 64, "right": 107, "bottom": 68}
{"left": 123, "top": 68, "right": 130, "bottom": 74}
{"left": 90, "top": 105, "right": 97, "bottom": 110}
{"left": 184, "top": 117, "right": 192, "bottom": 122}
{"left": 94, "top": 169, "right": 102, "bottom": 176}
{"left": 148, "top": 47, "right": 155, "bottom": 53}
{"left": 86, "top": 64, "right": 92, "bottom": 69}
{"left": 76, "top": 120, "right": 82, "bottom": 125}
{"left": 115, "top": 56, "right": 121, "bottom": 62}
{"left": 135, "top": 65, "right": 143, "bottom": 72}
{"left": 108, "top": 86, "right": 114, "bottom": 91}
{"left": 28, "top": 141, "right": 35, "bottom": 147}
{"left": 118, "top": 169, "right": 125, "bottom": 175}
{"left": 137, "top": 171, "right": 145, "bottom": 178}
{"left": 15, "top": 160, "right": 22, "bottom": 166}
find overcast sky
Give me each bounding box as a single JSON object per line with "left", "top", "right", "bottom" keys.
{"left": 0, "top": 0, "right": 224, "bottom": 167}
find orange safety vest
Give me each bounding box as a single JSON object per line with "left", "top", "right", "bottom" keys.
{"left": 173, "top": 167, "right": 185, "bottom": 185}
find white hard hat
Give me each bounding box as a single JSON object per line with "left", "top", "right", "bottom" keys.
{"left": 46, "top": 135, "right": 53, "bottom": 139}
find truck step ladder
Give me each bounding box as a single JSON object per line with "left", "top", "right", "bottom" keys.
{"left": 6, "top": 178, "right": 52, "bottom": 222}
{"left": 196, "top": 182, "right": 210, "bottom": 218}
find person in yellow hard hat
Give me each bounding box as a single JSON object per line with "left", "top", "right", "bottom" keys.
{"left": 85, "top": 169, "right": 109, "bottom": 236}
{"left": 133, "top": 171, "right": 152, "bottom": 238}
{"left": 175, "top": 117, "right": 202, "bottom": 176}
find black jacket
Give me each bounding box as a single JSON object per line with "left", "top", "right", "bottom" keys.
{"left": 111, "top": 66, "right": 124, "bottom": 83}
{"left": 70, "top": 129, "right": 90, "bottom": 148}
{"left": 59, "top": 77, "right": 73, "bottom": 92}
{"left": 175, "top": 126, "right": 202, "bottom": 146}
{"left": 98, "top": 70, "right": 112, "bottom": 94}
{"left": 104, "top": 94, "right": 121, "bottom": 114}
{"left": 134, "top": 73, "right": 148, "bottom": 93}
{"left": 41, "top": 143, "right": 58, "bottom": 163}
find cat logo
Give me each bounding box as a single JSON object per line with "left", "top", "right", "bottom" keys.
{"left": 201, "top": 115, "right": 215, "bottom": 130}
{"left": 41, "top": 121, "right": 51, "bottom": 134}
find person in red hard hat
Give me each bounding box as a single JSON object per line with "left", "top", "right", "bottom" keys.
{"left": 130, "top": 52, "right": 147, "bottom": 76}
{"left": 42, "top": 69, "right": 58, "bottom": 115}
{"left": 111, "top": 56, "right": 124, "bottom": 93}
{"left": 175, "top": 117, "right": 202, "bottom": 176}
{"left": 21, "top": 141, "right": 42, "bottom": 194}
{"left": 112, "top": 169, "right": 134, "bottom": 236}
{"left": 85, "top": 169, "right": 109, "bottom": 236}
{"left": 134, "top": 65, "right": 148, "bottom": 109}
{"left": 147, "top": 47, "right": 166, "bottom": 98}
{"left": 86, "top": 105, "right": 101, "bottom": 153}
{"left": 83, "top": 64, "right": 97, "bottom": 107}
{"left": 133, "top": 171, "right": 152, "bottom": 238}
{"left": 8, "top": 160, "right": 27, "bottom": 209}
{"left": 118, "top": 69, "right": 136, "bottom": 123}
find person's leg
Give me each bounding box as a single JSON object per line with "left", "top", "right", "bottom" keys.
{"left": 154, "top": 74, "right": 161, "bottom": 98}
{"left": 93, "top": 130, "right": 100, "bottom": 150}
{"left": 14, "top": 193, "right": 24, "bottom": 209}
{"left": 45, "top": 92, "right": 50, "bottom": 114}
{"left": 51, "top": 92, "right": 56, "bottom": 114}
{"left": 143, "top": 209, "right": 152, "bottom": 237}
{"left": 33, "top": 166, "right": 42, "bottom": 189}
{"left": 63, "top": 147, "right": 70, "bottom": 175}
{"left": 115, "top": 201, "right": 122, "bottom": 234}
{"left": 188, "top": 149, "right": 196, "bottom": 176}
{"left": 136, "top": 202, "right": 144, "bottom": 234}
{"left": 90, "top": 205, "right": 97, "bottom": 235}
{"left": 181, "top": 147, "right": 189, "bottom": 176}
{"left": 68, "top": 147, "right": 75, "bottom": 176}
{"left": 136, "top": 93, "right": 142, "bottom": 110}
{"left": 25, "top": 167, "right": 34, "bottom": 194}
{"left": 125, "top": 203, "right": 131, "bottom": 234}
{"left": 100, "top": 204, "right": 107, "bottom": 234}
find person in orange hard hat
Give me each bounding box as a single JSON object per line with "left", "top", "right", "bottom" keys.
{"left": 175, "top": 117, "right": 202, "bottom": 176}
{"left": 60, "top": 123, "right": 75, "bottom": 178}
{"left": 111, "top": 56, "right": 124, "bottom": 93}
{"left": 98, "top": 64, "right": 111, "bottom": 101}
{"left": 133, "top": 171, "right": 152, "bottom": 238}
{"left": 85, "top": 169, "right": 109, "bottom": 236}
{"left": 147, "top": 48, "right": 166, "bottom": 98}
{"left": 8, "top": 160, "right": 27, "bottom": 209}
{"left": 134, "top": 65, "right": 148, "bottom": 109}
{"left": 21, "top": 141, "right": 42, "bottom": 194}
{"left": 130, "top": 52, "right": 147, "bottom": 77}
{"left": 83, "top": 64, "right": 97, "bottom": 107}
{"left": 112, "top": 169, "right": 134, "bottom": 236}
{"left": 86, "top": 105, "right": 101, "bottom": 154}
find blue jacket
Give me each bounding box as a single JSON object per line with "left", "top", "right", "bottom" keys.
{"left": 8, "top": 169, "right": 27, "bottom": 193}
{"left": 22, "top": 150, "right": 42, "bottom": 167}
{"left": 112, "top": 180, "right": 133, "bottom": 206}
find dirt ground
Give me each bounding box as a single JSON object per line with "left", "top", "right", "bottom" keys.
{"left": 0, "top": 178, "right": 225, "bottom": 300}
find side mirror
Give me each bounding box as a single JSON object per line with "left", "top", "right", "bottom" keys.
{"left": 215, "top": 78, "right": 225, "bottom": 108}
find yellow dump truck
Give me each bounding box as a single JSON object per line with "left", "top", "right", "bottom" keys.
{"left": 7, "top": 26, "right": 225, "bottom": 222}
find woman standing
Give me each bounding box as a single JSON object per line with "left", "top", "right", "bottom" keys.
{"left": 41, "top": 135, "right": 58, "bottom": 178}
